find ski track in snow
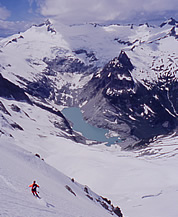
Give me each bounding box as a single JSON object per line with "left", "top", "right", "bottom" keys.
{"left": 141, "top": 191, "right": 162, "bottom": 199}
{"left": 0, "top": 175, "right": 18, "bottom": 192}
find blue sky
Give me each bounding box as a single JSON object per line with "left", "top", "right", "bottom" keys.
{"left": 0, "top": 0, "right": 40, "bottom": 21}
{"left": 0, "top": 0, "right": 178, "bottom": 37}
{"left": 0, "top": 0, "right": 45, "bottom": 37}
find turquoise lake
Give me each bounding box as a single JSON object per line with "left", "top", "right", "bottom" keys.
{"left": 62, "top": 107, "right": 121, "bottom": 146}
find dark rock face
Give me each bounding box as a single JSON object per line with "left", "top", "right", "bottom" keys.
{"left": 26, "top": 76, "right": 53, "bottom": 99}
{"left": 10, "top": 122, "right": 23, "bottom": 131}
{"left": 73, "top": 49, "right": 98, "bottom": 62}
{"left": 80, "top": 51, "right": 177, "bottom": 147}
{"left": 170, "top": 26, "right": 178, "bottom": 38}
{"left": 80, "top": 51, "right": 135, "bottom": 100}
{"left": 102, "top": 51, "right": 135, "bottom": 97}
{"left": 65, "top": 185, "right": 76, "bottom": 196}
{"left": 82, "top": 186, "right": 123, "bottom": 217}
{"left": 113, "top": 207, "right": 123, "bottom": 217}
{"left": 0, "top": 73, "right": 31, "bottom": 103}
{"left": 43, "top": 56, "right": 97, "bottom": 75}
{"left": 10, "top": 104, "right": 21, "bottom": 112}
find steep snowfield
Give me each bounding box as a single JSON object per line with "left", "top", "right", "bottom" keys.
{"left": 128, "top": 32, "right": 178, "bottom": 84}
{"left": 0, "top": 138, "right": 120, "bottom": 217}
{"left": 39, "top": 135, "right": 178, "bottom": 217}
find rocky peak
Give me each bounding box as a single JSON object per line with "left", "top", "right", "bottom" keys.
{"left": 160, "top": 17, "right": 178, "bottom": 28}
{"left": 118, "top": 51, "right": 134, "bottom": 71}
{"left": 32, "top": 19, "right": 56, "bottom": 34}
{"left": 102, "top": 51, "right": 134, "bottom": 73}
{"left": 99, "top": 51, "right": 135, "bottom": 97}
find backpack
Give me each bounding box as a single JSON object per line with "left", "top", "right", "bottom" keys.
{"left": 32, "top": 184, "right": 37, "bottom": 191}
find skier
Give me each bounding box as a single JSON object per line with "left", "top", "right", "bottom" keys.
{"left": 29, "top": 180, "right": 40, "bottom": 198}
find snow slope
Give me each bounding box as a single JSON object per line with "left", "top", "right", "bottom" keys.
{"left": 0, "top": 97, "right": 178, "bottom": 217}
{"left": 37, "top": 134, "right": 178, "bottom": 217}
{"left": 0, "top": 138, "right": 121, "bottom": 217}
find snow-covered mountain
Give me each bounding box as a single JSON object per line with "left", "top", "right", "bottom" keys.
{"left": 0, "top": 18, "right": 177, "bottom": 147}
{"left": 0, "top": 18, "right": 178, "bottom": 217}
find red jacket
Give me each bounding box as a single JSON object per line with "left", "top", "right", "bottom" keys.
{"left": 29, "top": 183, "right": 39, "bottom": 191}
